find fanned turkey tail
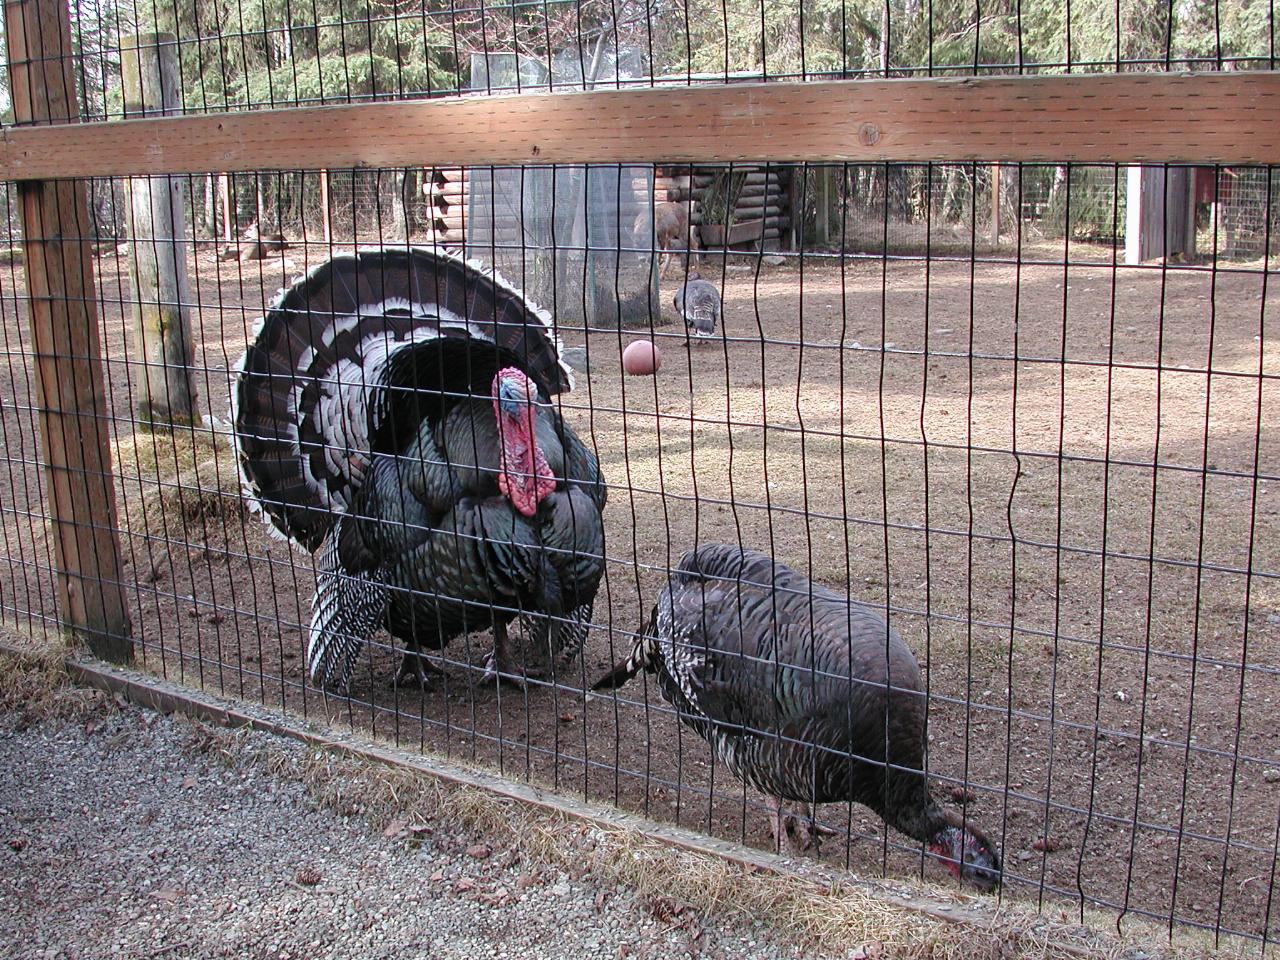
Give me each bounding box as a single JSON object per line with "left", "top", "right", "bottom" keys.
{"left": 232, "top": 245, "right": 573, "bottom": 551}
{"left": 307, "top": 517, "right": 392, "bottom": 689}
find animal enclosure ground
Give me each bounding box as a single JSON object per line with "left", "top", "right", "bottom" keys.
{"left": 0, "top": 663, "right": 821, "bottom": 960}
{"left": 1, "top": 241, "right": 1278, "bottom": 942}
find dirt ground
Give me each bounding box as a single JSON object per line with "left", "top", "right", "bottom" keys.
{"left": 1, "top": 238, "right": 1278, "bottom": 944}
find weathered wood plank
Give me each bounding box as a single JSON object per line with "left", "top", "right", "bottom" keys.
{"left": 1, "top": 73, "right": 1278, "bottom": 180}
{"left": 4, "top": 0, "right": 132, "bottom": 660}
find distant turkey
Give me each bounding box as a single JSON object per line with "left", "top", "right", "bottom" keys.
{"left": 672, "top": 273, "right": 720, "bottom": 341}
{"left": 234, "top": 246, "right": 607, "bottom": 689}
{"left": 594, "top": 545, "right": 1000, "bottom": 890}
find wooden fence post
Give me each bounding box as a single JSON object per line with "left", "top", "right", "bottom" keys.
{"left": 4, "top": 0, "right": 132, "bottom": 660}
{"left": 1125, "top": 165, "right": 1196, "bottom": 264}
{"left": 815, "top": 165, "right": 831, "bottom": 247}
{"left": 319, "top": 169, "right": 332, "bottom": 243}
{"left": 121, "top": 32, "right": 199, "bottom": 425}
{"left": 218, "top": 173, "right": 232, "bottom": 241}
{"left": 990, "top": 162, "right": 1002, "bottom": 244}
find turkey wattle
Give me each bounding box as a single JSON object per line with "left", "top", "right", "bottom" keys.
{"left": 234, "top": 246, "right": 607, "bottom": 689}
{"left": 594, "top": 544, "right": 1000, "bottom": 891}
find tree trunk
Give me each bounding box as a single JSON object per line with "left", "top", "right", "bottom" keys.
{"left": 879, "top": 4, "right": 890, "bottom": 77}
{"left": 376, "top": 169, "right": 408, "bottom": 239}
{"left": 122, "top": 33, "right": 199, "bottom": 425}
{"left": 203, "top": 174, "right": 217, "bottom": 238}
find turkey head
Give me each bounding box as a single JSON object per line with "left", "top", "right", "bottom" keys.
{"left": 928, "top": 816, "right": 1002, "bottom": 892}
{"left": 492, "top": 367, "right": 556, "bottom": 517}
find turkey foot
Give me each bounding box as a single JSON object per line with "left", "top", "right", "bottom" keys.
{"left": 391, "top": 650, "right": 442, "bottom": 689}
{"left": 480, "top": 623, "right": 528, "bottom": 689}
{"left": 767, "top": 797, "right": 838, "bottom": 855}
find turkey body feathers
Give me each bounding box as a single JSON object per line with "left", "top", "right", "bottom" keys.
{"left": 597, "top": 544, "right": 1000, "bottom": 889}
{"left": 673, "top": 277, "right": 721, "bottom": 339}
{"left": 312, "top": 401, "right": 606, "bottom": 686}
{"left": 233, "top": 247, "right": 605, "bottom": 689}
{"left": 642, "top": 545, "right": 927, "bottom": 813}
{"left": 307, "top": 376, "right": 606, "bottom": 688}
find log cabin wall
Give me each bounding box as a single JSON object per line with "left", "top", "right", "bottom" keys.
{"left": 430, "top": 164, "right": 794, "bottom": 252}
{"left": 423, "top": 166, "right": 469, "bottom": 244}
{"left": 656, "top": 164, "right": 794, "bottom": 250}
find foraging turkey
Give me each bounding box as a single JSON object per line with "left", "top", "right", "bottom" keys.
{"left": 594, "top": 544, "right": 1001, "bottom": 890}
{"left": 672, "top": 273, "right": 720, "bottom": 340}
{"left": 234, "top": 246, "right": 607, "bottom": 689}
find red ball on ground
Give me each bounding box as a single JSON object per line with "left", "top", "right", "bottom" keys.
{"left": 622, "top": 339, "right": 662, "bottom": 376}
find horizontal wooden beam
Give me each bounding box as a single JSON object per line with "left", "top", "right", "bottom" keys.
{"left": 1, "top": 71, "right": 1278, "bottom": 179}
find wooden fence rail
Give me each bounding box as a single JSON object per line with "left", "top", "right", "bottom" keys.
{"left": 1, "top": 72, "right": 1280, "bottom": 180}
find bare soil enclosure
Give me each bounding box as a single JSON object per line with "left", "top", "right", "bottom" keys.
{"left": 2, "top": 239, "right": 1279, "bottom": 945}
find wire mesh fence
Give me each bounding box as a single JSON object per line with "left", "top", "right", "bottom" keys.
{"left": 1, "top": 0, "right": 1279, "bottom": 950}
{"left": 2, "top": 159, "right": 1278, "bottom": 944}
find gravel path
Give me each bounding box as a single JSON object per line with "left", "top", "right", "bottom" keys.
{"left": 0, "top": 698, "right": 816, "bottom": 960}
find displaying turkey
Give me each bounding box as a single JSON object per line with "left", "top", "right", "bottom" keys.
{"left": 594, "top": 544, "right": 1001, "bottom": 891}
{"left": 672, "top": 273, "right": 720, "bottom": 341}
{"left": 234, "top": 246, "right": 607, "bottom": 690}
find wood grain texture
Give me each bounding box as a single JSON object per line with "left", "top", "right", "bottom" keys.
{"left": 121, "top": 32, "right": 200, "bottom": 426}
{"left": 5, "top": 0, "right": 132, "bottom": 660}
{"left": 1, "top": 72, "right": 1279, "bottom": 179}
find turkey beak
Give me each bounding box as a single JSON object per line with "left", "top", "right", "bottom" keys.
{"left": 498, "top": 380, "right": 525, "bottom": 419}
{"left": 963, "top": 843, "right": 1002, "bottom": 892}
{"left": 965, "top": 862, "right": 1001, "bottom": 893}
{"left": 498, "top": 377, "right": 547, "bottom": 418}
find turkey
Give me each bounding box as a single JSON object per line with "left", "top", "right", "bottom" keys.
{"left": 672, "top": 273, "right": 720, "bottom": 341}
{"left": 594, "top": 544, "right": 1000, "bottom": 891}
{"left": 234, "top": 246, "right": 607, "bottom": 690}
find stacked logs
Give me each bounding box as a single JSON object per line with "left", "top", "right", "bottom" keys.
{"left": 424, "top": 165, "right": 792, "bottom": 248}
{"left": 427, "top": 167, "right": 656, "bottom": 246}
{"left": 654, "top": 165, "right": 792, "bottom": 246}
{"left": 422, "top": 167, "right": 469, "bottom": 243}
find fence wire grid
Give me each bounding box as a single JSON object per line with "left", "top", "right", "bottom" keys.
{"left": 0, "top": 0, "right": 1279, "bottom": 951}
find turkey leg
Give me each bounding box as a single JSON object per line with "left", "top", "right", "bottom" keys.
{"left": 765, "top": 796, "right": 838, "bottom": 855}
{"left": 392, "top": 647, "right": 443, "bottom": 689}
{"left": 766, "top": 796, "right": 805, "bottom": 856}
{"left": 481, "top": 621, "right": 527, "bottom": 689}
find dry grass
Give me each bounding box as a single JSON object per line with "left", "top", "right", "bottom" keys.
{"left": 244, "top": 732, "right": 1260, "bottom": 960}
{"left": 110, "top": 423, "right": 245, "bottom": 534}
{"left": 0, "top": 636, "right": 108, "bottom": 727}
{"left": 0, "top": 641, "right": 1268, "bottom": 959}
